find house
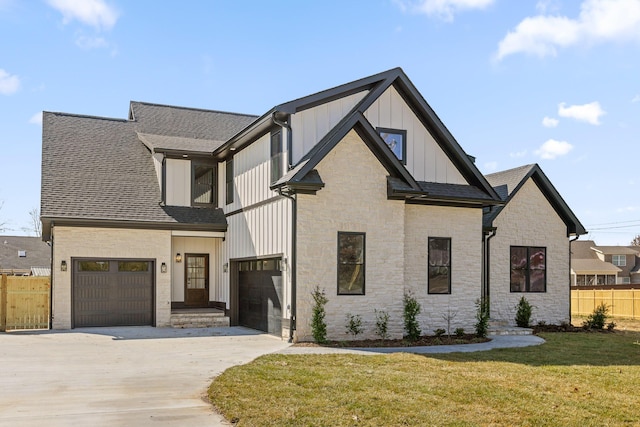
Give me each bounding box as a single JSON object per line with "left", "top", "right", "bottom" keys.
{"left": 484, "top": 165, "right": 586, "bottom": 325}
{"left": 41, "top": 68, "right": 585, "bottom": 339}
{"left": 0, "top": 236, "right": 51, "bottom": 276}
{"left": 570, "top": 241, "right": 640, "bottom": 286}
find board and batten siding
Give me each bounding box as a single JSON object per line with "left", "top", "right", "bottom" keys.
{"left": 289, "top": 90, "right": 369, "bottom": 165}
{"left": 222, "top": 132, "right": 293, "bottom": 318}
{"left": 363, "top": 85, "right": 467, "bottom": 185}
{"left": 165, "top": 158, "right": 191, "bottom": 206}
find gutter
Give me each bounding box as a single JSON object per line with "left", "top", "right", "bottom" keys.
{"left": 277, "top": 189, "right": 297, "bottom": 343}
{"left": 569, "top": 234, "right": 580, "bottom": 324}
{"left": 482, "top": 228, "right": 497, "bottom": 316}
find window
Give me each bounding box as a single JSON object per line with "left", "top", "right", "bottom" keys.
{"left": 428, "top": 237, "right": 451, "bottom": 294}
{"left": 226, "top": 158, "right": 234, "bottom": 205}
{"left": 118, "top": 261, "right": 149, "bottom": 272}
{"left": 79, "top": 261, "right": 109, "bottom": 272}
{"left": 192, "top": 163, "right": 216, "bottom": 206}
{"left": 377, "top": 127, "right": 407, "bottom": 164}
{"left": 510, "top": 246, "right": 546, "bottom": 292}
{"left": 612, "top": 255, "right": 626, "bottom": 266}
{"left": 271, "top": 130, "right": 283, "bottom": 182}
{"left": 337, "top": 232, "right": 365, "bottom": 295}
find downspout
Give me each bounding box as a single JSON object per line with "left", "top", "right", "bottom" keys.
{"left": 278, "top": 190, "right": 297, "bottom": 343}
{"left": 48, "top": 223, "right": 54, "bottom": 329}
{"left": 569, "top": 234, "right": 580, "bottom": 324}
{"left": 484, "top": 228, "right": 497, "bottom": 317}
{"left": 273, "top": 112, "right": 297, "bottom": 343}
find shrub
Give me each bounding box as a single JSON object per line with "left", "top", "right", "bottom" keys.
{"left": 583, "top": 303, "right": 609, "bottom": 330}
{"left": 454, "top": 328, "right": 465, "bottom": 337}
{"left": 403, "top": 291, "right": 422, "bottom": 341}
{"left": 434, "top": 328, "right": 446, "bottom": 337}
{"left": 311, "top": 286, "right": 328, "bottom": 344}
{"left": 475, "top": 298, "right": 489, "bottom": 338}
{"left": 345, "top": 313, "right": 363, "bottom": 337}
{"left": 607, "top": 321, "right": 616, "bottom": 331}
{"left": 374, "top": 309, "right": 390, "bottom": 340}
{"left": 515, "top": 296, "right": 533, "bottom": 328}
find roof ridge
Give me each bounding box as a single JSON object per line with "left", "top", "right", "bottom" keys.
{"left": 43, "top": 111, "right": 129, "bottom": 123}
{"left": 129, "top": 101, "right": 258, "bottom": 119}
{"left": 485, "top": 163, "right": 536, "bottom": 178}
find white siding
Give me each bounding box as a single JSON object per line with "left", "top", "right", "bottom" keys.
{"left": 290, "top": 90, "right": 369, "bottom": 164}
{"left": 165, "top": 158, "right": 190, "bottom": 206}
{"left": 364, "top": 85, "right": 468, "bottom": 185}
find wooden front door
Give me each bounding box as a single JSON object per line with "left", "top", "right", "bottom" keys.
{"left": 184, "top": 254, "right": 209, "bottom": 307}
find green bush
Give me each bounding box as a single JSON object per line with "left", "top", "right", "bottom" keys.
{"left": 515, "top": 296, "right": 533, "bottom": 328}
{"left": 403, "top": 291, "right": 422, "bottom": 341}
{"left": 311, "top": 286, "right": 328, "bottom": 344}
{"left": 583, "top": 303, "right": 609, "bottom": 330}
{"left": 374, "top": 309, "right": 390, "bottom": 340}
{"left": 434, "top": 328, "right": 446, "bottom": 337}
{"left": 454, "top": 327, "right": 465, "bottom": 337}
{"left": 345, "top": 313, "right": 363, "bottom": 337}
{"left": 475, "top": 298, "right": 489, "bottom": 338}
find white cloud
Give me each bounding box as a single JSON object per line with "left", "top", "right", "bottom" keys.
{"left": 536, "top": 0, "right": 561, "bottom": 13}
{"left": 496, "top": 0, "right": 640, "bottom": 60}
{"left": 632, "top": 94, "right": 640, "bottom": 103}
{"left": 616, "top": 206, "right": 640, "bottom": 212}
{"left": 75, "top": 34, "right": 108, "bottom": 49}
{"left": 46, "top": 0, "right": 118, "bottom": 31}
{"left": 483, "top": 161, "right": 498, "bottom": 172}
{"left": 394, "top": 0, "right": 495, "bottom": 22}
{"left": 29, "top": 112, "right": 42, "bottom": 125}
{"left": 535, "top": 139, "right": 573, "bottom": 159}
{"left": 542, "top": 116, "right": 559, "bottom": 127}
{"left": 558, "top": 101, "right": 606, "bottom": 125}
{"left": 0, "top": 69, "right": 20, "bottom": 95}
{"left": 509, "top": 150, "right": 527, "bottom": 158}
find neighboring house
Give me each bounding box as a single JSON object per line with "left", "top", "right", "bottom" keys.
{"left": 41, "top": 68, "right": 585, "bottom": 339}
{"left": 570, "top": 241, "right": 640, "bottom": 286}
{"left": 0, "top": 236, "right": 51, "bottom": 276}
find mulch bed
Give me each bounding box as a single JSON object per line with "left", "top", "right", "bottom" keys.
{"left": 294, "top": 334, "right": 490, "bottom": 348}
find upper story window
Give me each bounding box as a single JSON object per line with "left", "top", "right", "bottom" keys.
{"left": 226, "top": 158, "right": 234, "bottom": 205}
{"left": 428, "top": 237, "right": 451, "bottom": 294}
{"left": 377, "top": 127, "right": 407, "bottom": 164}
{"left": 612, "top": 255, "right": 626, "bottom": 266}
{"left": 510, "top": 246, "right": 546, "bottom": 292}
{"left": 271, "top": 130, "right": 283, "bottom": 183}
{"left": 192, "top": 162, "right": 216, "bottom": 206}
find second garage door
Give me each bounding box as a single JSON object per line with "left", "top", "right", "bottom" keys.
{"left": 238, "top": 258, "right": 282, "bottom": 335}
{"left": 73, "top": 259, "right": 154, "bottom": 327}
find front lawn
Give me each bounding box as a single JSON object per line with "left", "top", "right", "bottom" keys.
{"left": 209, "top": 330, "right": 640, "bottom": 426}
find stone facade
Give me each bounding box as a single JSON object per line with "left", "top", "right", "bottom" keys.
{"left": 404, "top": 205, "right": 483, "bottom": 333}
{"left": 296, "top": 130, "right": 406, "bottom": 341}
{"left": 489, "top": 179, "right": 570, "bottom": 325}
{"left": 51, "top": 227, "right": 172, "bottom": 329}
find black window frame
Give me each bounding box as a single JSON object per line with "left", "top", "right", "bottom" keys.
{"left": 225, "top": 158, "right": 234, "bottom": 205}
{"left": 377, "top": 127, "right": 407, "bottom": 164}
{"left": 337, "top": 232, "right": 366, "bottom": 295}
{"left": 510, "top": 246, "right": 546, "bottom": 293}
{"left": 428, "top": 237, "right": 451, "bottom": 294}
{"left": 271, "top": 130, "right": 283, "bottom": 183}
{"left": 191, "top": 161, "right": 217, "bottom": 207}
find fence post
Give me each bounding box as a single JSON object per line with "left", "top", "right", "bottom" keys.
{"left": 0, "top": 275, "right": 6, "bottom": 332}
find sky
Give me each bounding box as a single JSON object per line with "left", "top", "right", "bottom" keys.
{"left": 0, "top": 0, "right": 639, "bottom": 245}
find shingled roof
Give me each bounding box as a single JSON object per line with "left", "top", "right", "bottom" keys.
{"left": 484, "top": 164, "right": 586, "bottom": 236}
{"left": 40, "top": 110, "right": 228, "bottom": 240}
{"left": 0, "top": 236, "right": 51, "bottom": 275}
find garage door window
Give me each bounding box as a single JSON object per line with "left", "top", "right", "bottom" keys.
{"left": 118, "top": 261, "right": 150, "bottom": 272}
{"left": 78, "top": 261, "right": 109, "bottom": 272}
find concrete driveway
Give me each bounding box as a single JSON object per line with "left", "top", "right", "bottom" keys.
{"left": 0, "top": 327, "right": 290, "bottom": 427}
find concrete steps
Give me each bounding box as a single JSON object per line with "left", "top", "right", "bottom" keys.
{"left": 488, "top": 319, "right": 533, "bottom": 336}
{"left": 170, "top": 310, "right": 230, "bottom": 328}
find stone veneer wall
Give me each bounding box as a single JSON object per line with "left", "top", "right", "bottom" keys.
{"left": 296, "top": 130, "right": 406, "bottom": 341}
{"left": 489, "top": 179, "right": 570, "bottom": 325}
{"left": 404, "top": 205, "right": 483, "bottom": 333}
{"left": 51, "top": 227, "right": 172, "bottom": 329}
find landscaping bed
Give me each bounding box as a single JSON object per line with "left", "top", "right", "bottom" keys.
{"left": 294, "top": 333, "right": 489, "bottom": 348}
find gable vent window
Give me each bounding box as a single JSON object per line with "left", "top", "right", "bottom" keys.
{"left": 377, "top": 127, "right": 407, "bottom": 164}
{"left": 18, "top": 250, "right": 26, "bottom": 257}
{"left": 271, "top": 130, "right": 283, "bottom": 183}
{"left": 192, "top": 163, "right": 216, "bottom": 206}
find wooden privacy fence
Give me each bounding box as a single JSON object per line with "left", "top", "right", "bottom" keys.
{"left": 0, "top": 275, "right": 50, "bottom": 331}
{"left": 571, "top": 289, "right": 640, "bottom": 319}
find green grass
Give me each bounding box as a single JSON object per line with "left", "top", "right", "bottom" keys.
{"left": 209, "top": 330, "right": 640, "bottom": 426}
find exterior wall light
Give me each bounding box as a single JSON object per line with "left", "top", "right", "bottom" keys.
{"left": 161, "top": 262, "right": 167, "bottom": 273}
{"left": 279, "top": 258, "right": 287, "bottom": 272}
{"left": 60, "top": 260, "right": 67, "bottom": 272}
{"left": 175, "top": 253, "right": 182, "bottom": 263}
{"left": 223, "top": 262, "right": 229, "bottom": 273}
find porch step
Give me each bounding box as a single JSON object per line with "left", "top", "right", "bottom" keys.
{"left": 170, "top": 311, "right": 230, "bottom": 328}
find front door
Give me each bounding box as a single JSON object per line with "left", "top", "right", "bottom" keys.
{"left": 184, "top": 254, "right": 209, "bottom": 307}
